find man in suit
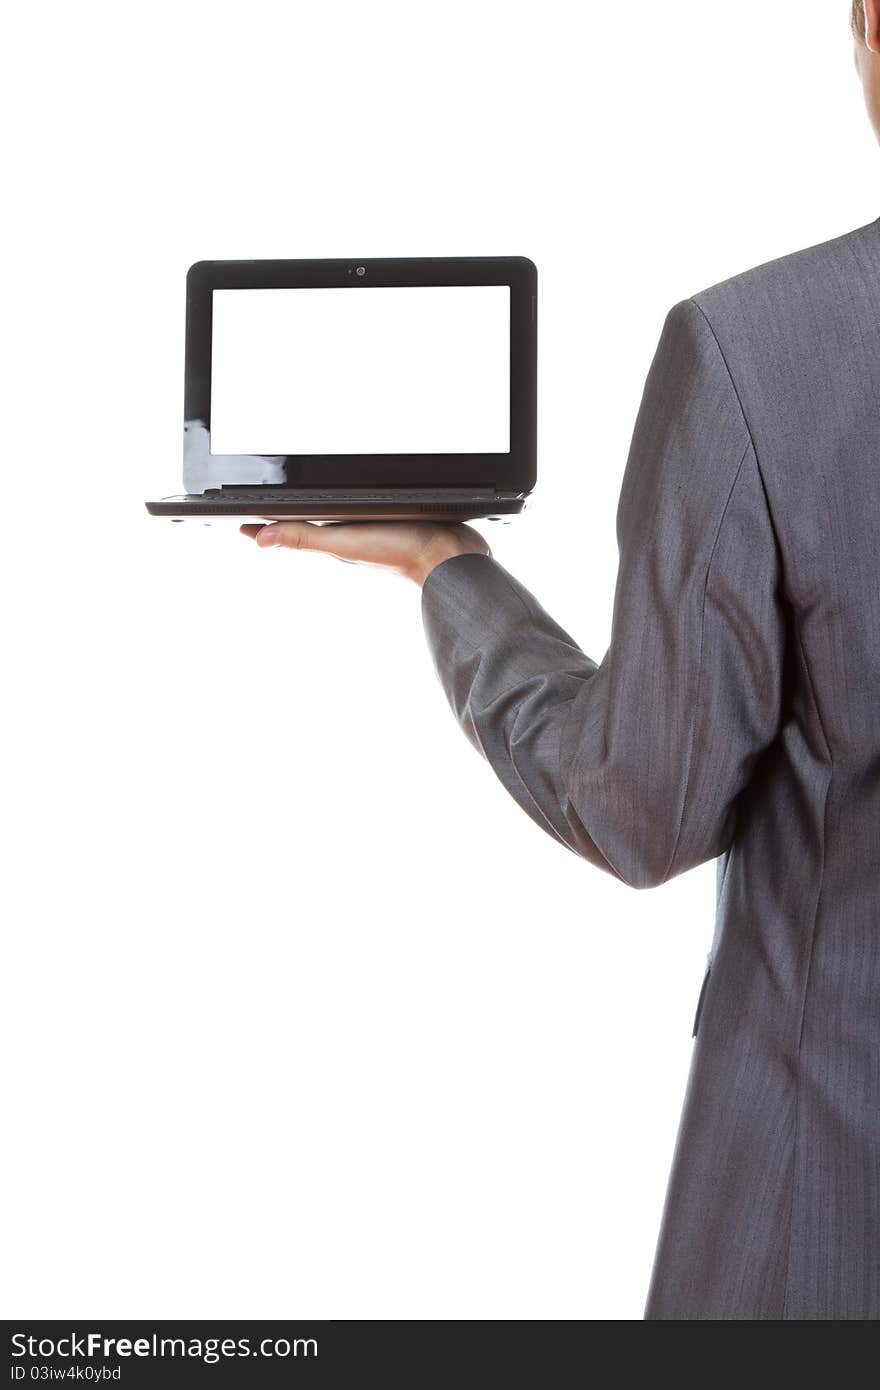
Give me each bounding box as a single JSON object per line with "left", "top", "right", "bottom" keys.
{"left": 242, "top": 1, "right": 880, "bottom": 1319}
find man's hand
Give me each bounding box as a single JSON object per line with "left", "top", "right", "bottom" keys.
{"left": 239, "top": 519, "right": 491, "bottom": 586}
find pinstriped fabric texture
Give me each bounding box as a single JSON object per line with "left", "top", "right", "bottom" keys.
{"left": 420, "top": 217, "right": 880, "bottom": 1320}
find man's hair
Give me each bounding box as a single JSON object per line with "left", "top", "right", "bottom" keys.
{"left": 853, "top": 0, "right": 865, "bottom": 37}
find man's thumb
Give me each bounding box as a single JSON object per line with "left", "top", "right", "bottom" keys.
{"left": 256, "top": 522, "right": 312, "bottom": 550}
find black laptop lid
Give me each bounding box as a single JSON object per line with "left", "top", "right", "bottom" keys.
{"left": 183, "top": 257, "right": 536, "bottom": 494}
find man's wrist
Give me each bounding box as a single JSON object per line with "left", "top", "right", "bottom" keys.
{"left": 410, "top": 535, "right": 490, "bottom": 587}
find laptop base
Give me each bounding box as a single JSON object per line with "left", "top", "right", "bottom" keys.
{"left": 145, "top": 489, "right": 527, "bottom": 522}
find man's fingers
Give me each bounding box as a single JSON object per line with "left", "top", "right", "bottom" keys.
{"left": 240, "top": 520, "right": 353, "bottom": 556}
{"left": 257, "top": 521, "right": 307, "bottom": 550}
{"left": 238, "top": 517, "right": 480, "bottom": 577}
{"left": 266, "top": 520, "right": 349, "bottom": 553}
{"left": 238, "top": 520, "right": 317, "bottom": 549}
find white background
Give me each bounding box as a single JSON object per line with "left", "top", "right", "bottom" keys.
{"left": 211, "top": 285, "right": 511, "bottom": 455}
{"left": 3, "top": 1, "right": 875, "bottom": 1322}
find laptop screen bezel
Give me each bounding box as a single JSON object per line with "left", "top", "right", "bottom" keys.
{"left": 183, "top": 256, "right": 536, "bottom": 494}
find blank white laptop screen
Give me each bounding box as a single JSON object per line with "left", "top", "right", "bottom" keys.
{"left": 209, "top": 285, "right": 511, "bottom": 457}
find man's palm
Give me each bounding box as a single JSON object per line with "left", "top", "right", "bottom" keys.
{"left": 240, "top": 519, "right": 490, "bottom": 585}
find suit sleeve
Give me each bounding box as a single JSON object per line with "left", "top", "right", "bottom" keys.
{"left": 420, "top": 297, "right": 787, "bottom": 889}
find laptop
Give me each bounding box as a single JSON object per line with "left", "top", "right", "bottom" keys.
{"left": 145, "top": 256, "right": 536, "bottom": 522}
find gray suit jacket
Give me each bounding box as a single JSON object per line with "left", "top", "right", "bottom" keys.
{"left": 420, "top": 216, "right": 880, "bottom": 1320}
